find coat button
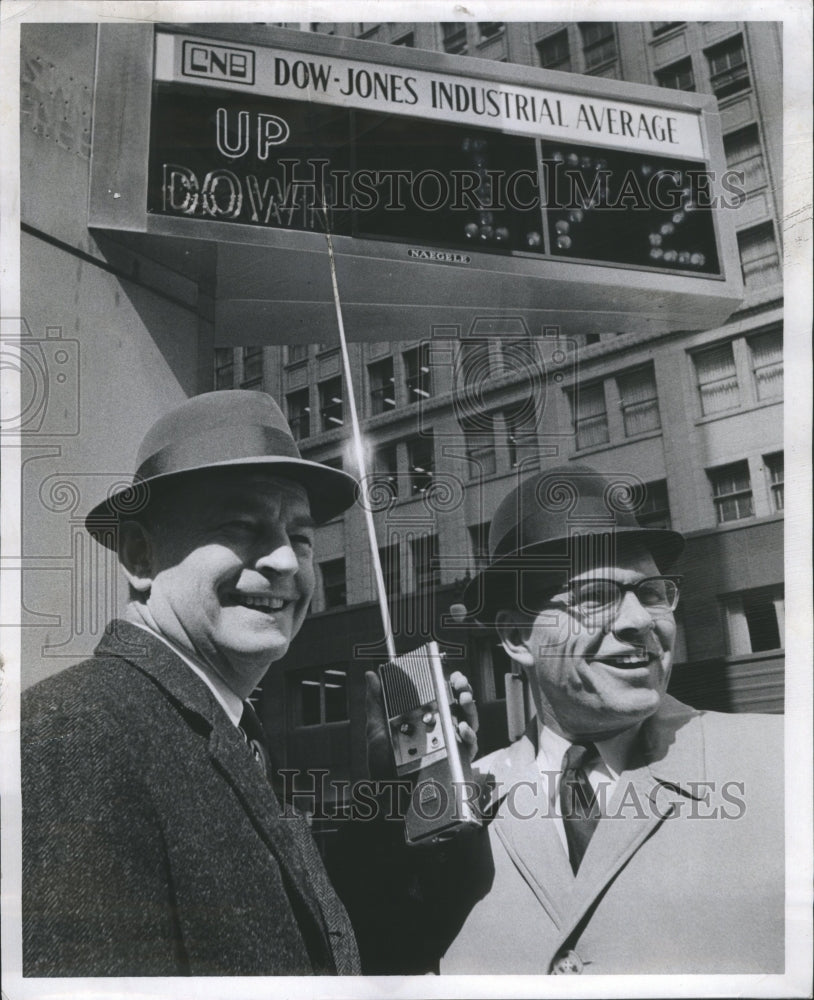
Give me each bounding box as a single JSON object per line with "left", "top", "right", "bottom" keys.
{"left": 551, "top": 949, "right": 583, "bottom": 974}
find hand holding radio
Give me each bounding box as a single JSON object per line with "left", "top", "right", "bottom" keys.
{"left": 365, "top": 667, "right": 479, "bottom": 781}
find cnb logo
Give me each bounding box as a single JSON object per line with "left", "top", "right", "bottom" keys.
{"left": 182, "top": 40, "right": 255, "bottom": 85}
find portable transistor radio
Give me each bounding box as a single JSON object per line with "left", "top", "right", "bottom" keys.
{"left": 379, "top": 641, "right": 482, "bottom": 845}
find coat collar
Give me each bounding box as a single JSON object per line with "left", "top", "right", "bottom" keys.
{"left": 475, "top": 693, "right": 708, "bottom": 811}
{"left": 95, "top": 619, "right": 225, "bottom": 729}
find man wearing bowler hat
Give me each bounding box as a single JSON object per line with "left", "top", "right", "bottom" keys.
{"left": 21, "top": 389, "right": 475, "bottom": 978}
{"left": 433, "top": 464, "right": 784, "bottom": 975}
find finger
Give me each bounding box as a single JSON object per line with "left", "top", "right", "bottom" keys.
{"left": 449, "top": 673, "right": 479, "bottom": 733}
{"left": 365, "top": 670, "right": 395, "bottom": 780}
{"left": 449, "top": 670, "right": 473, "bottom": 697}
{"left": 456, "top": 721, "right": 478, "bottom": 761}
{"left": 457, "top": 721, "right": 477, "bottom": 746}
{"left": 365, "top": 669, "right": 383, "bottom": 709}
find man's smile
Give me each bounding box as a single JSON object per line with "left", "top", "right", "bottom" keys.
{"left": 227, "top": 592, "right": 294, "bottom": 613}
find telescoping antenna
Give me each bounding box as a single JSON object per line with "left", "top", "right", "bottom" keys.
{"left": 321, "top": 206, "right": 481, "bottom": 845}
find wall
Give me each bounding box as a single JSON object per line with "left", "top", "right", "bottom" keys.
{"left": 19, "top": 24, "right": 212, "bottom": 687}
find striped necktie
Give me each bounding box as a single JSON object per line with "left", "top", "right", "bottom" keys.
{"left": 560, "top": 742, "right": 600, "bottom": 874}
{"left": 239, "top": 700, "right": 271, "bottom": 778}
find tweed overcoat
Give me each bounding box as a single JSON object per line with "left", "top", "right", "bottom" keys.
{"left": 21, "top": 620, "right": 360, "bottom": 977}
{"left": 438, "top": 696, "right": 784, "bottom": 975}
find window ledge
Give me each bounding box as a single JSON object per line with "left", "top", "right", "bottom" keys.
{"left": 584, "top": 57, "right": 618, "bottom": 75}
{"left": 694, "top": 395, "right": 782, "bottom": 426}
{"left": 572, "top": 427, "right": 663, "bottom": 458}
{"left": 682, "top": 512, "right": 784, "bottom": 539}
{"left": 722, "top": 649, "right": 785, "bottom": 666}
{"left": 477, "top": 31, "right": 506, "bottom": 49}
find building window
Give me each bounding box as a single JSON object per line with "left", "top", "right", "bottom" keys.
{"left": 656, "top": 58, "right": 695, "bottom": 92}
{"left": 378, "top": 543, "right": 401, "bottom": 599}
{"left": 617, "top": 365, "right": 661, "bottom": 437}
{"left": 214, "top": 348, "right": 235, "bottom": 390}
{"left": 724, "top": 125, "right": 767, "bottom": 191}
{"left": 441, "top": 22, "right": 468, "bottom": 55}
{"left": 319, "top": 376, "right": 344, "bottom": 431}
{"left": 406, "top": 434, "right": 434, "bottom": 494}
{"left": 320, "top": 454, "right": 343, "bottom": 472}
{"left": 286, "top": 344, "right": 308, "bottom": 364}
{"left": 457, "top": 339, "right": 493, "bottom": 382}
{"left": 709, "top": 460, "right": 754, "bottom": 524}
{"left": 286, "top": 388, "right": 311, "bottom": 441}
{"left": 392, "top": 32, "right": 414, "bottom": 47}
{"left": 579, "top": 22, "right": 617, "bottom": 70}
{"left": 749, "top": 327, "right": 783, "bottom": 400}
{"left": 460, "top": 413, "right": 496, "bottom": 478}
{"left": 636, "top": 480, "right": 672, "bottom": 529}
{"left": 478, "top": 22, "right": 504, "bottom": 41}
{"left": 693, "top": 341, "right": 740, "bottom": 416}
{"left": 411, "top": 533, "right": 440, "bottom": 591}
{"left": 468, "top": 521, "right": 491, "bottom": 573}
{"left": 764, "top": 452, "right": 784, "bottom": 511}
{"left": 652, "top": 22, "right": 683, "bottom": 35}
{"left": 404, "top": 343, "right": 432, "bottom": 403}
{"left": 707, "top": 35, "right": 750, "bottom": 99}
{"left": 536, "top": 30, "right": 571, "bottom": 71}
{"left": 504, "top": 398, "right": 538, "bottom": 468}
{"left": 738, "top": 223, "right": 781, "bottom": 291}
{"left": 293, "top": 667, "right": 349, "bottom": 726}
{"left": 241, "top": 346, "right": 263, "bottom": 387}
{"left": 371, "top": 442, "right": 399, "bottom": 495}
{"left": 571, "top": 382, "right": 609, "bottom": 449}
{"left": 722, "top": 587, "right": 784, "bottom": 655}
{"left": 368, "top": 357, "right": 396, "bottom": 415}
{"left": 320, "top": 558, "right": 346, "bottom": 609}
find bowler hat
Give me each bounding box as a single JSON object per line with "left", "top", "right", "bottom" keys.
{"left": 85, "top": 390, "right": 358, "bottom": 546}
{"left": 463, "top": 464, "right": 684, "bottom": 626}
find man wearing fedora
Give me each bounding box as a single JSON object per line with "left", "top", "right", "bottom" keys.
{"left": 21, "top": 389, "right": 476, "bottom": 977}
{"left": 429, "top": 464, "right": 784, "bottom": 975}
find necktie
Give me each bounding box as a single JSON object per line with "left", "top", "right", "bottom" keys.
{"left": 560, "top": 742, "right": 600, "bottom": 874}
{"left": 239, "top": 700, "right": 271, "bottom": 778}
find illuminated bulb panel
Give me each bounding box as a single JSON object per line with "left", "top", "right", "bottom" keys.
{"left": 541, "top": 141, "right": 720, "bottom": 275}
{"left": 350, "top": 111, "right": 543, "bottom": 254}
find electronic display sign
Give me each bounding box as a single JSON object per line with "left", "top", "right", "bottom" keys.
{"left": 89, "top": 24, "right": 744, "bottom": 340}
{"left": 147, "top": 35, "right": 722, "bottom": 278}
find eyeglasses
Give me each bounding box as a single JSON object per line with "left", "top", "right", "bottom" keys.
{"left": 548, "top": 575, "right": 682, "bottom": 623}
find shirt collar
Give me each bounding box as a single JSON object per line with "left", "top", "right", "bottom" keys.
{"left": 128, "top": 620, "right": 244, "bottom": 728}
{"left": 536, "top": 716, "right": 641, "bottom": 779}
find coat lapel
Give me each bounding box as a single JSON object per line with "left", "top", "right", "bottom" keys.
{"left": 553, "top": 696, "right": 709, "bottom": 953}
{"left": 93, "top": 621, "right": 346, "bottom": 972}
{"left": 476, "top": 725, "right": 574, "bottom": 929}
{"left": 475, "top": 698, "right": 710, "bottom": 961}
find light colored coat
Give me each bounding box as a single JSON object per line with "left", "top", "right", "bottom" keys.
{"left": 440, "top": 696, "right": 784, "bottom": 975}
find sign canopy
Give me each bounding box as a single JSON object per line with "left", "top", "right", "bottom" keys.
{"left": 89, "top": 24, "right": 744, "bottom": 341}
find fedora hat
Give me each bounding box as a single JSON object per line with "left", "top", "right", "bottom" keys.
{"left": 85, "top": 390, "right": 358, "bottom": 546}
{"left": 463, "top": 464, "right": 684, "bottom": 626}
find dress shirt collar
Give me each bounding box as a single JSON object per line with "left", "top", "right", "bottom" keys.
{"left": 536, "top": 716, "right": 641, "bottom": 778}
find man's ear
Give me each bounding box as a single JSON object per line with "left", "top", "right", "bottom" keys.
{"left": 495, "top": 609, "right": 535, "bottom": 669}
{"left": 117, "top": 520, "right": 155, "bottom": 594}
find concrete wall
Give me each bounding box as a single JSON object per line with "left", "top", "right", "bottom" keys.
{"left": 20, "top": 24, "right": 212, "bottom": 687}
